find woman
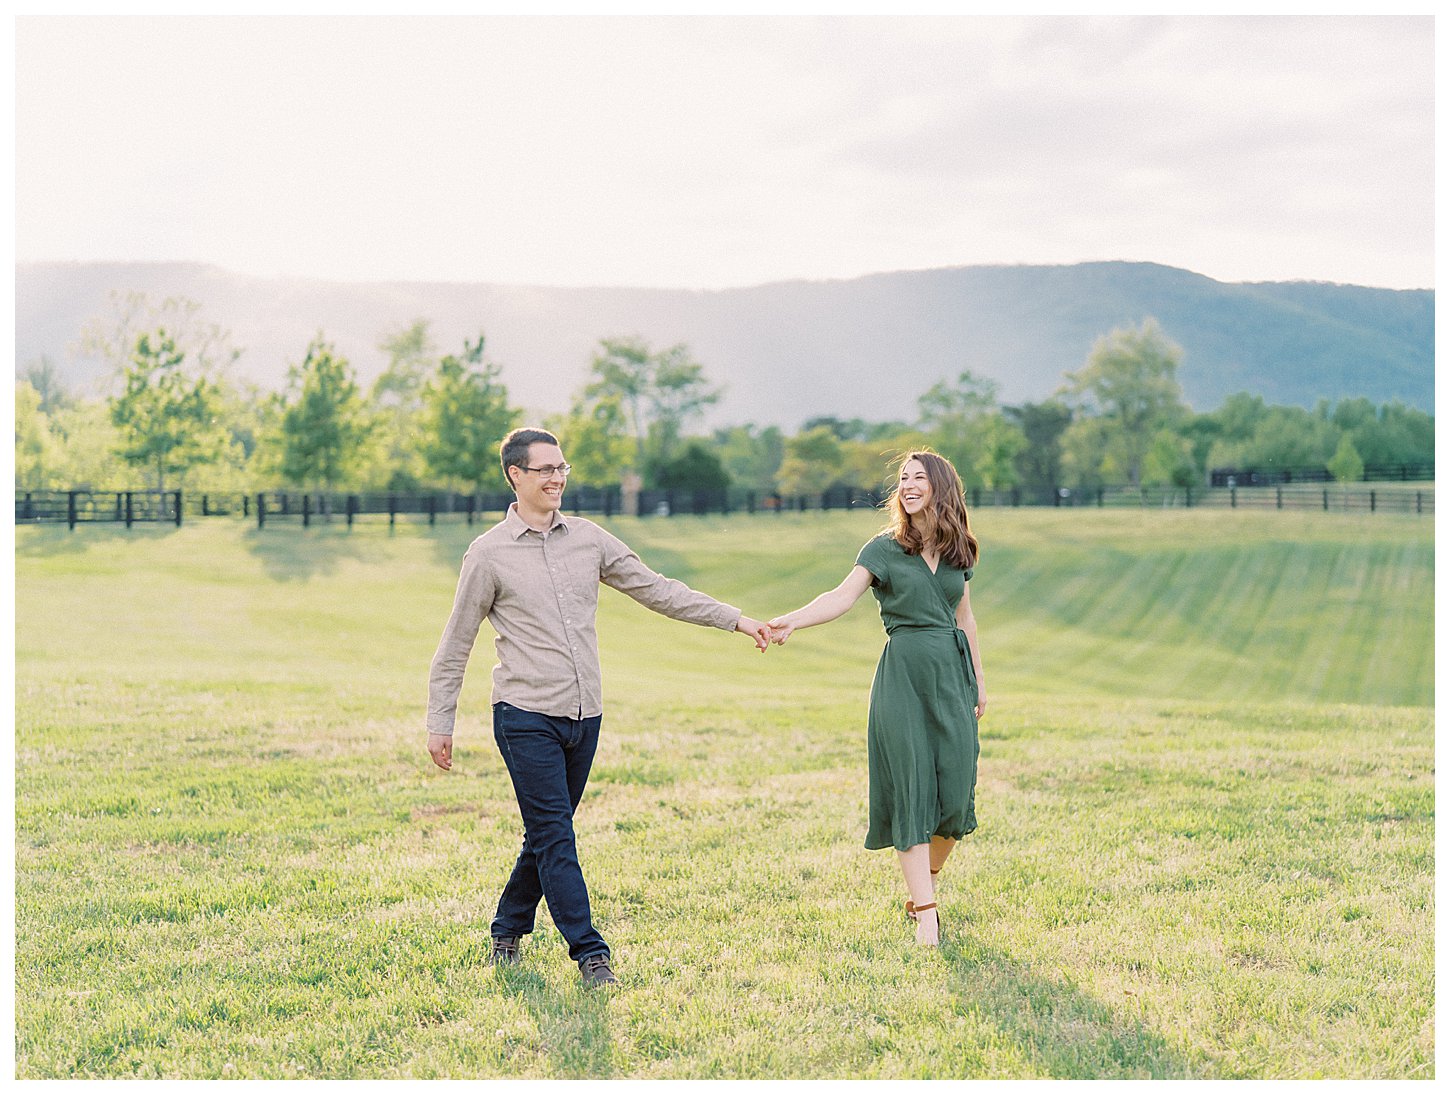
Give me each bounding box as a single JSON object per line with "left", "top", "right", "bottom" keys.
{"left": 768, "top": 451, "right": 985, "bottom": 947}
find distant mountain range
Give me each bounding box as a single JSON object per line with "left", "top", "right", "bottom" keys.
{"left": 15, "top": 260, "right": 1434, "bottom": 427}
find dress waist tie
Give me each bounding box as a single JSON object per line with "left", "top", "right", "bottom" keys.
{"left": 884, "top": 624, "right": 976, "bottom": 689}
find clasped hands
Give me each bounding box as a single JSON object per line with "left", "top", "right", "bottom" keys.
{"left": 735, "top": 614, "right": 798, "bottom": 652}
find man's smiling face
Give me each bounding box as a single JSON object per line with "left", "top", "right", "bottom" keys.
{"left": 511, "top": 441, "right": 569, "bottom": 514}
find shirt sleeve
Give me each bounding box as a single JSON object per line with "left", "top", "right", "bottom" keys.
{"left": 598, "top": 529, "right": 741, "bottom": 631}
{"left": 855, "top": 535, "right": 890, "bottom": 586}
{"left": 426, "top": 541, "right": 497, "bottom": 736}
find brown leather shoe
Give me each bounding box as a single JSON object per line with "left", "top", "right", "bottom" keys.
{"left": 490, "top": 936, "right": 521, "bottom": 966}
{"left": 579, "top": 953, "right": 619, "bottom": 987}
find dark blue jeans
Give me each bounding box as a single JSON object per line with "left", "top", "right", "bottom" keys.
{"left": 490, "top": 702, "right": 608, "bottom": 964}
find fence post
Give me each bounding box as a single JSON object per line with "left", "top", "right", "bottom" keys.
{"left": 257, "top": 494, "right": 266, "bottom": 528}
{"left": 1097, "top": 487, "right": 1105, "bottom": 508}
{"left": 347, "top": 494, "right": 357, "bottom": 528}
{"left": 1370, "top": 490, "right": 1376, "bottom": 513}
{"left": 243, "top": 493, "right": 250, "bottom": 518}
{"left": 1231, "top": 487, "right": 1237, "bottom": 509}
{"left": 389, "top": 495, "right": 397, "bottom": 528}
{"left": 302, "top": 493, "right": 311, "bottom": 528}
{"left": 124, "top": 491, "right": 134, "bottom": 528}
{"left": 1323, "top": 489, "right": 1329, "bottom": 512}
{"left": 428, "top": 495, "right": 437, "bottom": 526}
{"left": 467, "top": 494, "right": 476, "bottom": 526}
{"left": 1276, "top": 487, "right": 1283, "bottom": 510}
{"left": 175, "top": 490, "right": 183, "bottom": 527}
{"left": 1185, "top": 486, "right": 1193, "bottom": 508}
{"left": 68, "top": 491, "right": 78, "bottom": 531}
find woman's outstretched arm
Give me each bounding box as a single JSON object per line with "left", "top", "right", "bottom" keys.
{"left": 768, "top": 565, "right": 875, "bottom": 645}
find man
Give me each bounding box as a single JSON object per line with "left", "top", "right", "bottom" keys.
{"left": 426, "top": 427, "right": 770, "bottom": 987}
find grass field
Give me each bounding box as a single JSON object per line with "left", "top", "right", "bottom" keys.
{"left": 13, "top": 509, "right": 1434, "bottom": 1078}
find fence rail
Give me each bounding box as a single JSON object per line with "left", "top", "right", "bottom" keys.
{"left": 1209, "top": 462, "right": 1433, "bottom": 487}
{"left": 14, "top": 481, "right": 1433, "bottom": 529}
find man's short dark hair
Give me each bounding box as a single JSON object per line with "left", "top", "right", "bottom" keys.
{"left": 500, "top": 427, "right": 560, "bottom": 488}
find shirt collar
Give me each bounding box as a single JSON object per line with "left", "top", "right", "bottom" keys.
{"left": 504, "top": 502, "right": 568, "bottom": 540}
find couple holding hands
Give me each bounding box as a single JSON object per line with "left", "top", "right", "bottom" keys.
{"left": 426, "top": 428, "right": 985, "bottom": 987}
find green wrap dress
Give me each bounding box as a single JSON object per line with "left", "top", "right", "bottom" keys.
{"left": 854, "top": 533, "right": 979, "bottom": 852}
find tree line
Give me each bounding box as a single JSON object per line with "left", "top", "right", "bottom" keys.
{"left": 14, "top": 293, "right": 1435, "bottom": 499}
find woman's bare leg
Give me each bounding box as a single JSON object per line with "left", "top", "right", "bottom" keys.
{"left": 897, "top": 843, "right": 938, "bottom": 946}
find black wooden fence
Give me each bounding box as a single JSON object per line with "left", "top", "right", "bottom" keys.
{"left": 14, "top": 489, "right": 184, "bottom": 529}
{"left": 14, "top": 481, "right": 1433, "bottom": 529}
{"left": 1209, "top": 462, "right": 1434, "bottom": 487}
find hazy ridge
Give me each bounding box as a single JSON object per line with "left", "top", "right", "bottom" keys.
{"left": 15, "top": 260, "right": 1433, "bottom": 427}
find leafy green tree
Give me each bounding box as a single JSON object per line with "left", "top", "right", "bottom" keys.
{"left": 916, "top": 371, "right": 1025, "bottom": 490}
{"left": 277, "top": 336, "right": 371, "bottom": 490}
{"left": 648, "top": 343, "right": 720, "bottom": 467}
{"left": 22, "top": 355, "right": 73, "bottom": 415}
{"left": 1207, "top": 405, "right": 1337, "bottom": 471}
{"left": 109, "top": 330, "right": 229, "bottom": 492}
{"left": 838, "top": 428, "right": 932, "bottom": 493}
{"left": 1327, "top": 433, "right": 1365, "bottom": 484}
{"left": 712, "top": 424, "right": 785, "bottom": 493}
{"left": 1332, "top": 399, "right": 1433, "bottom": 468}
{"left": 1061, "top": 319, "right": 1188, "bottom": 488}
{"left": 544, "top": 393, "right": 633, "bottom": 488}
{"left": 584, "top": 336, "right": 653, "bottom": 469}
{"left": 583, "top": 336, "right": 720, "bottom": 477}
{"left": 1004, "top": 400, "right": 1072, "bottom": 494}
{"left": 418, "top": 334, "right": 518, "bottom": 493}
{"left": 365, "top": 319, "right": 436, "bottom": 490}
{"left": 82, "top": 291, "right": 239, "bottom": 383}
{"left": 654, "top": 442, "right": 731, "bottom": 492}
{"left": 800, "top": 416, "right": 899, "bottom": 442}
{"left": 776, "top": 426, "right": 846, "bottom": 496}
{"left": 1058, "top": 416, "right": 1118, "bottom": 488}
{"left": 50, "top": 400, "right": 131, "bottom": 489}
{"left": 15, "top": 382, "right": 63, "bottom": 489}
{"left": 1142, "top": 429, "right": 1198, "bottom": 488}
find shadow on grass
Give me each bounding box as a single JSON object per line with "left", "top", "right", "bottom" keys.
{"left": 240, "top": 526, "right": 392, "bottom": 581}
{"left": 494, "top": 965, "right": 615, "bottom": 1078}
{"left": 940, "top": 934, "right": 1210, "bottom": 1079}
{"left": 15, "top": 523, "right": 182, "bottom": 557}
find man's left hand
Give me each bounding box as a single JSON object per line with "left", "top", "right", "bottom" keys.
{"left": 737, "top": 615, "right": 771, "bottom": 652}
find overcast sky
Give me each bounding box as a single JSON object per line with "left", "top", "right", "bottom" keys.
{"left": 14, "top": 15, "right": 1435, "bottom": 291}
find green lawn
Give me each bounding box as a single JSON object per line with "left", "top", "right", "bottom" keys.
{"left": 13, "top": 509, "right": 1434, "bottom": 1078}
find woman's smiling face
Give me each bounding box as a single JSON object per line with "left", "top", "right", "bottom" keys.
{"left": 898, "top": 458, "right": 932, "bottom": 516}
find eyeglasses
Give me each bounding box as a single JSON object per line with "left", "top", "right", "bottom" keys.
{"left": 520, "top": 463, "right": 571, "bottom": 478}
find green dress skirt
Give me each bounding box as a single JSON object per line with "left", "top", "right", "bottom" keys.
{"left": 855, "top": 533, "right": 979, "bottom": 851}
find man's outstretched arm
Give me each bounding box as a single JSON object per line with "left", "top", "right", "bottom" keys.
{"left": 600, "top": 532, "right": 769, "bottom": 651}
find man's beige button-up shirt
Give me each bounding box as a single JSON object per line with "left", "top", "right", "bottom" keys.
{"left": 427, "top": 504, "right": 742, "bottom": 731}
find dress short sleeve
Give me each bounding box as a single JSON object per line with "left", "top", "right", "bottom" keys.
{"left": 855, "top": 535, "right": 892, "bottom": 586}
{"left": 964, "top": 564, "right": 975, "bottom": 582}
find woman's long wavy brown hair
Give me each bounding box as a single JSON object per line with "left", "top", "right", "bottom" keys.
{"left": 884, "top": 450, "right": 979, "bottom": 570}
